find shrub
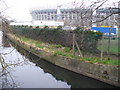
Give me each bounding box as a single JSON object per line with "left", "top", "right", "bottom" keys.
{"left": 64, "top": 47, "right": 71, "bottom": 52}
{"left": 57, "top": 26, "right": 62, "bottom": 30}
{"left": 36, "top": 26, "right": 39, "bottom": 28}
{"left": 44, "top": 26, "right": 49, "bottom": 29}
{"left": 11, "top": 25, "right": 102, "bottom": 53}
{"left": 30, "top": 26, "right": 33, "bottom": 28}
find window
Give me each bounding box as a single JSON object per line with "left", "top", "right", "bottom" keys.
{"left": 51, "top": 15, "right": 54, "bottom": 20}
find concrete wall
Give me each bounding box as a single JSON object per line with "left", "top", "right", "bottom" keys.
{"left": 7, "top": 33, "right": 120, "bottom": 87}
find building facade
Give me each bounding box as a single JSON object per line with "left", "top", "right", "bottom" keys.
{"left": 118, "top": 1, "right": 120, "bottom": 37}
{"left": 95, "top": 8, "right": 118, "bottom": 27}
{"left": 30, "top": 6, "right": 119, "bottom": 27}
{"left": 118, "top": 1, "right": 120, "bottom": 28}
{"left": 30, "top": 8, "right": 92, "bottom": 27}
{"left": 0, "top": 18, "right": 2, "bottom": 29}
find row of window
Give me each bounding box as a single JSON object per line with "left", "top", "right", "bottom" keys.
{"left": 34, "top": 11, "right": 80, "bottom": 15}
{"left": 34, "top": 14, "right": 79, "bottom": 20}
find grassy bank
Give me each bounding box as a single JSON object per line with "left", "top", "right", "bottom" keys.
{"left": 12, "top": 34, "right": 119, "bottom": 66}
{"left": 98, "top": 39, "right": 119, "bottom": 54}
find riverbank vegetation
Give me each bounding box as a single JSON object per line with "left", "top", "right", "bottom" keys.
{"left": 11, "top": 25, "right": 102, "bottom": 54}
{"left": 10, "top": 33, "right": 119, "bottom": 66}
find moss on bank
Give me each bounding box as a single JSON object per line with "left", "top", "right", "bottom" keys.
{"left": 9, "top": 34, "right": 119, "bottom": 66}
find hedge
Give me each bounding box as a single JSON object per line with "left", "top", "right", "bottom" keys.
{"left": 11, "top": 25, "right": 102, "bottom": 53}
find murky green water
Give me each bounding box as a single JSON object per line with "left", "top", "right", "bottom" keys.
{"left": 0, "top": 31, "right": 117, "bottom": 88}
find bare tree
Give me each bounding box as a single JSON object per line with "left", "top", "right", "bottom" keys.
{"left": 65, "top": 0, "right": 119, "bottom": 58}
{"left": 64, "top": 0, "right": 119, "bottom": 28}
{"left": 0, "top": 0, "right": 18, "bottom": 88}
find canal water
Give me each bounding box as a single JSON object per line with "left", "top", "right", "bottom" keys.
{"left": 0, "top": 31, "right": 116, "bottom": 88}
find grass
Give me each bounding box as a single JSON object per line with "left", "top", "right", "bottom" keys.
{"left": 21, "top": 37, "right": 29, "bottom": 42}
{"left": 34, "top": 41, "right": 44, "bottom": 49}
{"left": 98, "top": 39, "right": 119, "bottom": 54}
{"left": 64, "top": 47, "right": 71, "bottom": 52}
{"left": 82, "top": 57, "right": 119, "bottom": 66}
{"left": 54, "top": 51, "right": 79, "bottom": 59}
{"left": 51, "top": 44, "right": 62, "bottom": 48}
{"left": 13, "top": 34, "right": 119, "bottom": 66}
{"left": 54, "top": 51, "right": 71, "bottom": 57}
{"left": 36, "top": 44, "right": 44, "bottom": 49}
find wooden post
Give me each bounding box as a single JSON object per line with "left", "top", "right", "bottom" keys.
{"left": 73, "top": 33, "right": 75, "bottom": 56}
{"left": 101, "top": 33, "right": 104, "bottom": 60}
{"left": 75, "top": 40, "right": 83, "bottom": 58}
{"left": 107, "top": 28, "right": 112, "bottom": 55}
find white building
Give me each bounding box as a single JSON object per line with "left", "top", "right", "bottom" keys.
{"left": 0, "top": 18, "right": 2, "bottom": 29}
{"left": 118, "top": 1, "right": 120, "bottom": 37}
{"left": 30, "top": 8, "right": 92, "bottom": 27}
{"left": 10, "top": 21, "right": 32, "bottom": 26}
{"left": 118, "top": 1, "right": 120, "bottom": 28}
{"left": 95, "top": 8, "right": 118, "bottom": 27}
{"left": 31, "top": 20, "right": 64, "bottom": 26}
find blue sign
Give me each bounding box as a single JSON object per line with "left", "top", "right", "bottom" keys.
{"left": 91, "top": 27, "right": 116, "bottom": 34}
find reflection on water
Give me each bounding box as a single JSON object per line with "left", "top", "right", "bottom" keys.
{"left": 0, "top": 31, "right": 70, "bottom": 88}
{"left": 13, "top": 43, "right": 116, "bottom": 88}
{"left": 2, "top": 34, "right": 10, "bottom": 47}
{"left": 0, "top": 31, "right": 117, "bottom": 88}
{"left": 0, "top": 31, "right": 18, "bottom": 88}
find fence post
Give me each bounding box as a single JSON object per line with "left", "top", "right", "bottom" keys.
{"left": 101, "top": 33, "right": 104, "bottom": 60}
{"left": 75, "top": 40, "right": 83, "bottom": 58}
{"left": 72, "top": 33, "right": 75, "bottom": 56}
{"left": 107, "top": 28, "right": 112, "bottom": 55}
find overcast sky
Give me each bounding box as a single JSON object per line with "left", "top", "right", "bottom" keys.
{"left": 1, "top": 0, "right": 119, "bottom": 21}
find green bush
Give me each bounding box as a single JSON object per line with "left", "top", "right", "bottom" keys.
{"left": 64, "top": 47, "right": 71, "bottom": 52}
{"left": 44, "top": 25, "right": 49, "bottom": 29}
{"left": 36, "top": 26, "right": 39, "bottom": 28}
{"left": 30, "top": 26, "right": 33, "bottom": 28}
{"left": 57, "top": 26, "right": 62, "bottom": 30}
{"left": 11, "top": 25, "right": 102, "bottom": 53}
